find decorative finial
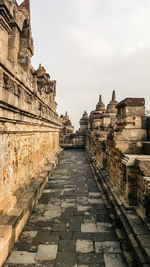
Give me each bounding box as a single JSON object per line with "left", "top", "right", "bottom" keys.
{"left": 83, "top": 110, "right": 88, "bottom": 117}
{"left": 112, "top": 90, "right": 116, "bottom": 102}
{"left": 99, "top": 94, "right": 102, "bottom": 103}
{"left": 96, "top": 94, "right": 106, "bottom": 112}
{"left": 106, "top": 90, "right": 117, "bottom": 113}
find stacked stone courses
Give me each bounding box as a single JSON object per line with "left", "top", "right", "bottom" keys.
{"left": 85, "top": 91, "right": 150, "bottom": 265}
{"left": 86, "top": 92, "right": 150, "bottom": 209}
{"left": 0, "top": 0, "right": 62, "bottom": 265}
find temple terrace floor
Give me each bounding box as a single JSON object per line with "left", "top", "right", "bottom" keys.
{"left": 4, "top": 150, "right": 128, "bottom": 267}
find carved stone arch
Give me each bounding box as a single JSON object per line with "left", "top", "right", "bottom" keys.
{"left": 20, "top": 19, "right": 30, "bottom": 39}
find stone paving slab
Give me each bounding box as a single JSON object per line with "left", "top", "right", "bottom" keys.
{"left": 5, "top": 150, "right": 128, "bottom": 266}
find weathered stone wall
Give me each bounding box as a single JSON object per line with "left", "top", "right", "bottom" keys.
{"left": 86, "top": 95, "right": 150, "bottom": 213}
{"left": 0, "top": 1, "right": 62, "bottom": 265}
{"left": 0, "top": 130, "right": 60, "bottom": 214}
{"left": 0, "top": 0, "right": 61, "bottom": 215}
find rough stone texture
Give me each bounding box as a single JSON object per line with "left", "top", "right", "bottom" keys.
{"left": 1, "top": 0, "right": 150, "bottom": 265}
{"left": 0, "top": 0, "right": 61, "bottom": 214}
{"left": 4, "top": 150, "right": 127, "bottom": 267}
{"left": 85, "top": 92, "right": 150, "bottom": 265}
{"left": 86, "top": 93, "right": 150, "bottom": 212}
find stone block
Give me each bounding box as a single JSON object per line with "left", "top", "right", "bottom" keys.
{"left": 78, "top": 253, "right": 104, "bottom": 264}
{"left": 95, "top": 241, "right": 121, "bottom": 253}
{"left": 36, "top": 245, "right": 58, "bottom": 261}
{"left": 76, "top": 240, "right": 94, "bottom": 253}
{"left": 59, "top": 240, "right": 76, "bottom": 252}
{"left": 104, "top": 253, "right": 127, "bottom": 267}
{"left": 55, "top": 252, "right": 77, "bottom": 267}
{"left": 7, "top": 251, "right": 36, "bottom": 264}
{"left": 81, "top": 223, "right": 97, "bottom": 233}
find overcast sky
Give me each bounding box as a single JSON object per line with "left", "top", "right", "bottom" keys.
{"left": 18, "top": 0, "right": 150, "bottom": 129}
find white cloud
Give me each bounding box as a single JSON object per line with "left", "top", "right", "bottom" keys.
{"left": 18, "top": 0, "right": 150, "bottom": 129}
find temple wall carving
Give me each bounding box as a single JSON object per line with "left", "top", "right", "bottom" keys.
{"left": 0, "top": 0, "right": 61, "bottom": 215}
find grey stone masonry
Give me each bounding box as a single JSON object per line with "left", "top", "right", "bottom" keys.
{"left": 4, "top": 150, "right": 128, "bottom": 267}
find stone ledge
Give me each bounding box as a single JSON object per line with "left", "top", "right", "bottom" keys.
{"left": 86, "top": 150, "right": 150, "bottom": 267}
{"left": 0, "top": 149, "right": 63, "bottom": 267}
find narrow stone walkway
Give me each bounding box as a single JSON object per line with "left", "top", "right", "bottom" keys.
{"left": 5, "top": 150, "right": 128, "bottom": 267}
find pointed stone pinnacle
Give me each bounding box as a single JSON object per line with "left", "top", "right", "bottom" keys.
{"left": 83, "top": 110, "right": 88, "bottom": 117}
{"left": 99, "top": 94, "right": 102, "bottom": 103}
{"left": 112, "top": 90, "right": 116, "bottom": 102}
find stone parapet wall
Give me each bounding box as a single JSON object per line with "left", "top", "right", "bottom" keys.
{"left": 85, "top": 95, "right": 150, "bottom": 216}
{"left": 135, "top": 158, "right": 150, "bottom": 216}
{"left": 86, "top": 150, "right": 150, "bottom": 266}
{"left": 86, "top": 134, "right": 150, "bottom": 214}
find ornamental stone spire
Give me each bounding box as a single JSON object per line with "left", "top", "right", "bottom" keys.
{"left": 107, "top": 90, "right": 118, "bottom": 113}
{"left": 65, "top": 111, "right": 69, "bottom": 120}
{"left": 83, "top": 110, "right": 88, "bottom": 118}
{"left": 96, "top": 94, "right": 106, "bottom": 112}
{"left": 112, "top": 90, "right": 116, "bottom": 102}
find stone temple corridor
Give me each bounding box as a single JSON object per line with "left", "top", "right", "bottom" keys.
{"left": 1, "top": 1, "right": 150, "bottom": 266}
{"left": 4, "top": 150, "right": 130, "bottom": 267}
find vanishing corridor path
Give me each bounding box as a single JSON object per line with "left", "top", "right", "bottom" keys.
{"left": 5, "top": 150, "right": 127, "bottom": 267}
